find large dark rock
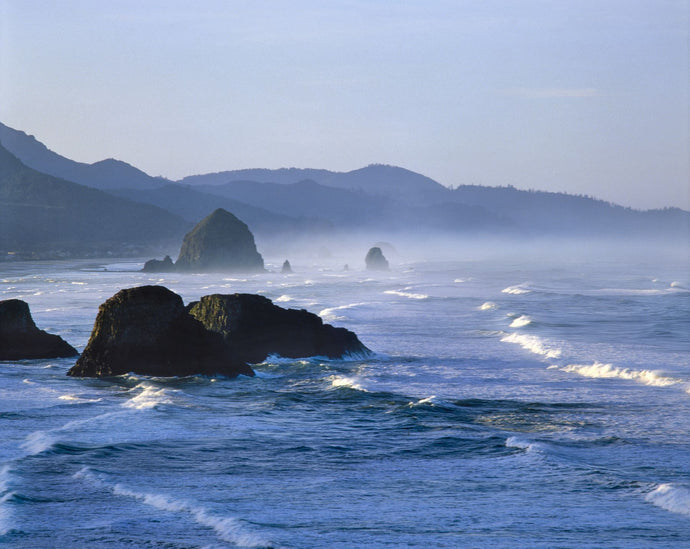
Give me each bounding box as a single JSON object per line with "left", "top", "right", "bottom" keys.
{"left": 187, "top": 293, "right": 370, "bottom": 364}
{"left": 0, "top": 299, "right": 78, "bottom": 360}
{"left": 67, "top": 286, "right": 253, "bottom": 378}
{"left": 365, "top": 246, "right": 389, "bottom": 271}
{"left": 281, "top": 260, "right": 293, "bottom": 274}
{"left": 174, "top": 208, "right": 265, "bottom": 272}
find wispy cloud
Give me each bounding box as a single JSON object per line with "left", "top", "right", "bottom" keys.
{"left": 503, "top": 87, "right": 600, "bottom": 98}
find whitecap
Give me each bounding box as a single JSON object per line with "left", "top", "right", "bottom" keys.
{"left": 274, "top": 295, "right": 293, "bottom": 303}
{"left": 646, "top": 483, "right": 690, "bottom": 517}
{"left": 560, "top": 362, "right": 682, "bottom": 388}
{"left": 408, "top": 396, "right": 437, "bottom": 407}
{"left": 20, "top": 431, "right": 56, "bottom": 455}
{"left": 328, "top": 375, "right": 367, "bottom": 392}
{"left": 384, "top": 289, "right": 428, "bottom": 300}
{"left": 505, "top": 436, "right": 543, "bottom": 454}
{"left": 502, "top": 285, "right": 532, "bottom": 295}
{"left": 74, "top": 467, "right": 277, "bottom": 548}
{"left": 501, "top": 332, "right": 562, "bottom": 359}
{"left": 123, "top": 384, "right": 175, "bottom": 410}
{"left": 319, "top": 302, "right": 366, "bottom": 322}
{"left": 479, "top": 301, "right": 497, "bottom": 311}
{"left": 509, "top": 315, "right": 532, "bottom": 328}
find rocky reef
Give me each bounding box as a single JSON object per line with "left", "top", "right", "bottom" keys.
{"left": 365, "top": 246, "right": 389, "bottom": 271}
{"left": 0, "top": 299, "right": 78, "bottom": 360}
{"left": 143, "top": 208, "right": 265, "bottom": 273}
{"left": 67, "top": 286, "right": 369, "bottom": 378}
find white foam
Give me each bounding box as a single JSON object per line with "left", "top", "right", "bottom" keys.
{"left": 560, "top": 362, "right": 682, "bottom": 388}
{"left": 274, "top": 295, "right": 292, "bottom": 303}
{"left": 123, "top": 384, "right": 175, "bottom": 410}
{"left": 21, "top": 431, "right": 56, "bottom": 455}
{"left": 502, "top": 285, "right": 532, "bottom": 295}
{"left": 319, "top": 302, "right": 365, "bottom": 322}
{"left": 509, "top": 315, "right": 532, "bottom": 328}
{"left": 454, "top": 278, "right": 469, "bottom": 283}
{"left": 328, "top": 375, "right": 367, "bottom": 392}
{"left": 58, "top": 394, "right": 103, "bottom": 403}
{"left": 479, "top": 301, "right": 497, "bottom": 311}
{"left": 646, "top": 483, "right": 690, "bottom": 517}
{"left": 384, "top": 289, "right": 428, "bottom": 300}
{"left": 501, "top": 332, "right": 562, "bottom": 359}
{"left": 505, "top": 436, "right": 543, "bottom": 454}
{"left": 74, "top": 467, "right": 276, "bottom": 548}
{"left": 408, "top": 396, "right": 437, "bottom": 407}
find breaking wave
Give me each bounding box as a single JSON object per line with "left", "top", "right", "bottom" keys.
{"left": 319, "top": 302, "right": 366, "bottom": 322}
{"left": 502, "top": 285, "right": 532, "bottom": 295}
{"left": 509, "top": 315, "right": 532, "bottom": 328}
{"left": 73, "top": 468, "right": 278, "bottom": 548}
{"left": 559, "top": 362, "right": 683, "bottom": 388}
{"left": 646, "top": 483, "right": 690, "bottom": 517}
{"left": 501, "top": 332, "right": 562, "bottom": 359}
{"left": 384, "top": 289, "right": 429, "bottom": 300}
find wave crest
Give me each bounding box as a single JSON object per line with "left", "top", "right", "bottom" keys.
{"left": 501, "top": 333, "right": 562, "bottom": 359}
{"left": 560, "top": 363, "right": 682, "bottom": 388}
{"left": 646, "top": 483, "right": 690, "bottom": 517}
{"left": 509, "top": 315, "right": 532, "bottom": 328}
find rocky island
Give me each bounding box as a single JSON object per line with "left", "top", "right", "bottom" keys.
{"left": 0, "top": 299, "right": 78, "bottom": 360}
{"left": 67, "top": 285, "right": 370, "bottom": 378}
{"left": 365, "top": 246, "right": 390, "bottom": 271}
{"left": 143, "top": 208, "right": 265, "bottom": 273}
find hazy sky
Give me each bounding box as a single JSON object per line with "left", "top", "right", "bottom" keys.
{"left": 1, "top": 0, "right": 688, "bottom": 210}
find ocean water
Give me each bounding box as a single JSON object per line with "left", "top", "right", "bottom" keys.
{"left": 1, "top": 248, "right": 689, "bottom": 548}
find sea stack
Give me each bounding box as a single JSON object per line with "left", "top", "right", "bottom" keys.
{"left": 67, "top": 286, "right": 253, "bottom": 378}
{"left": 281, "top": 260, "right": 293, "bottom": 274}
{"left": 142, "top": 255, "right": 175, "bottom": 273}
{"left": 0, "top": 299, "right": 78, "bottom": 360}
{"left": 175, "top": 209, "right": 265, "bottom": 272}
{"left": 365, "top": 247, "right": 389, "bottom": 271}
{"left": 187, "top": 293, "right": 370, "bottom": 364}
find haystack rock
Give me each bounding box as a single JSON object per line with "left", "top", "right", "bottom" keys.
{"left": 365, "top": 247, "right": 389, "bottom": 271}
{"left": 174, "top": 209, "right": 265, "bottom": 272}
{"left": 67, "top": 286, "right": 253, "bottom": 378}
{"left": 187, "top": 293, "right": 371, "bottom": 365}
{"left": 0, "top": 299, "right": 78, "bottom": 360}
{"left": 281, "top": 260, "right": 293, "bottom": 274}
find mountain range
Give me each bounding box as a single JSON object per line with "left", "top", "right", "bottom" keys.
{"left": 0, "top": 121, "right": 687, "bottom": 259}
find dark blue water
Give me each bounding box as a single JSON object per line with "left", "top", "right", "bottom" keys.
{"left": 1, "top": 250, "right": 689, "bottom": 547}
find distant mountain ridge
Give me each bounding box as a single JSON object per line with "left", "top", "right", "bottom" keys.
{"left": 1, "top": 121, "right": 687, "bottom": 251}
{"left": 0, "top": 122, "right": 168, "bottom": 190}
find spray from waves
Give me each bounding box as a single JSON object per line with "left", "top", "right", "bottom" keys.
{"left": 73, "top": 467, "right": 278, "bottom": 548}
{"left": 501, "top": 333, "right": 562, "bottom": 359}
{"left": 0, "top": 465, "right": 15, "bottom": 535}
{"left": 558, "top": 362, "right": 683, "bottom": 388}
{"left": 502, "top": 285, "right": 532, "bottom": 295}
{"left": 509, "top": 315, "right": 532, "bottom": 328}
{"left": 645, "top": 483, "right": 690, "bottom": 517}
{"left": 328, "top": 375, "right": 368, "bottom": 392}
{"left": 274, "top": 295, "right": 292, "bottom": 303}
{"left": 384, "top": 289, "right": 429, "bottom": 300}
{"left": 319, "top": 302, "right": 366, "bottom": 322}
{"left": 479, "top": 302, "right": 498, "bottom": 311}
{"left": 122, "top": 383, "right": 176, "bottom": 410}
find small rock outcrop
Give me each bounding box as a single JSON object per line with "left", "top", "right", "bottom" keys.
{"left": 175, "top": 209, "right": 264, "bottom": 272}
{"left": 0, "top": 299, "right": 78, "bottom": 360}
{"left": 365, "top": 247, "right": 389, "bottom": 271}
{"left": 67, "top": 286, "right": 253, "bottom": 378}
{"left": 281, "top": 260, "right": 293, "bottom": 274}
{"left": 142, "top": 255, "right": 175, "bottom": 273}
{"left": 187, "top": 294, "right": 370, "bottom": 364}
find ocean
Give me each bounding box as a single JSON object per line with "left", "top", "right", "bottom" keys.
{"left": 1, "top": 244, "right": 689, "bottom": 548}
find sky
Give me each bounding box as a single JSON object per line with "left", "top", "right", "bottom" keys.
{"left": 0, "top": 0, "right": 688, "bottom": 210}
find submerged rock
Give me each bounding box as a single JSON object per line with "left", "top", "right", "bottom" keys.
{"left": 187, "top": 293, "right": 370, "bottom": 365}
{"left": 142, "top": 255, "right": 175, "bottom": 273}
{"left": 0, "top": 299, "right": 78, "bottom": 360}
{"left": 365, "top": 246, "right": 389, "bottom": 271}
{"left": 175, "top": 208, "right": 265, "bottom": 272}
{"left": 281, "top": 260, "right": 293, "bottom": 274}
{"left": 67, "top": 286, "right": 253, "bottom": 378}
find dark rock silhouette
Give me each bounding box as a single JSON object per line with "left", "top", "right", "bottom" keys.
{"left": 281, "top": 260, "right": 293, "bottom": 274}
{"left": 365, "top": 247, "right": 389, "bottom": 271}
{"left": 175, "top": 209, "right": 265, "bottom": 272}
{"left": 67, "top": 286, "right": 253, "bottom": 378}
{"left": 187, "top": 293, "right": 370, "bottom": 365}
{"left": 142, "top": 255, "right": 175, "bottom": 272}
{"left": 0, "top": 299, "right": 78, "bottom": 360}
